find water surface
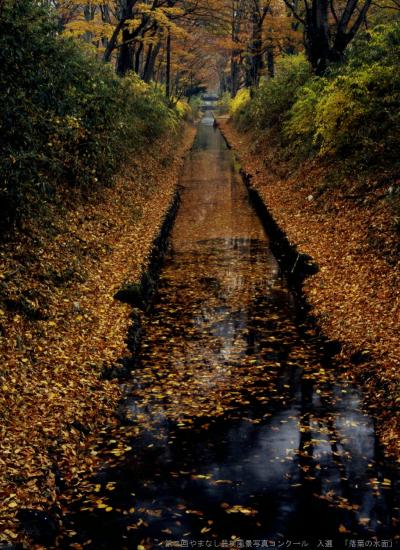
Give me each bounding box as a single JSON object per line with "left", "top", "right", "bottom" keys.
{"left": 62, "top": 117, "right": 399, "bottom": 549}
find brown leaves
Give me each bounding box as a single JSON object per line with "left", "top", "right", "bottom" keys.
{"left": 224, "top": 505, "right": 258, "bottom": 516}
{"left": 219, "top": 119, "right": 400, "bottom": 460}
{"left": 0, "top": 125, "right": 196, "bottom": 543}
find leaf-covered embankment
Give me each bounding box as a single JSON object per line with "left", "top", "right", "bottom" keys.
{"left": 0, "top": 123, "right": 196, "bottom": 542}
{"left": 219, "top": 119, "right": 400, "bottom": 460}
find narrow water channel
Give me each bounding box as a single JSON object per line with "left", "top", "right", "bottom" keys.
{"left": 62, "top": 117, "right": 399, "bottom": 549}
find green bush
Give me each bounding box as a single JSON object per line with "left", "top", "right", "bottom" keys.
{"left": 312, "top": 23, "right": 400, "bottom": 162}
{"left": 229, "top": 88, "right": 251, "bottom": 118}
{"left": 235, "top": 23, "right": 400, "bottom": 169}
{"left": 314, "top": 65, "right": 400, "bottom": 160}
{"left": 282, "top": 77, "right": 327, "bottom": 157}
{"left": 346, "top": 22, "right": 400, "bottom": 70}
{"left": 233, "top": 54, "right": 311, "bottom": 131}
{"left": 0, "top": 1, "right": 181, "bottom": 228}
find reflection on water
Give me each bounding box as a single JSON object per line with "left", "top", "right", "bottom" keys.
{"left": 63, "top": 117, "right": 399, "bottom": 549}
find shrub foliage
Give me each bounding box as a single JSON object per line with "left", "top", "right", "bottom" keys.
{"left": 231, "top": 23, "right": 400, "bottom": 168}
{"left": 0, "top": 1, "right": 182, "bottom": 228}
{"left": 232, "top": 55, "right": 311, "bottom": 131}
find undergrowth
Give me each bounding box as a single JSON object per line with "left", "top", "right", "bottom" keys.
{"left": 0, "top": 1, "right": 187, "bottom": 231}
{"left": 229, "top": 22, "right": 400, "bottom": 231}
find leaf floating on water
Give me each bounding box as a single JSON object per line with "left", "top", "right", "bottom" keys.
{"left": 213, "top": 479, "right": 233, "bottom": 485}
{"left": 225, "top": 505, "right": 258, "bottom": 516}
{"left": 191, "top": 474, "right": 211, "bottom": 480}
{"left": 145, "top": 509, "right": 162, "bottom": 518}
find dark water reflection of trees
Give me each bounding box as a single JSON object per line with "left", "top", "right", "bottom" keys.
{"left": 60, "top": 118, "right": 399, "bottom": 549}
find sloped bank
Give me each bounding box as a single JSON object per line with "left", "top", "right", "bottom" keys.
{"left": 218, "top": 119, "right": 400, "bottom": 462}
{"left": 0, "top": 124, "right": 196, "bottom": 546}
{"left": 110, "top": 184, "right": 183, "bottom": 372}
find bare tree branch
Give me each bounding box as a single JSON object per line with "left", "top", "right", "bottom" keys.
{"left": 282, "top": 0, "right": 306, "bottom": 25}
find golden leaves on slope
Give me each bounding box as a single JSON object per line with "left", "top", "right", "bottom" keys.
{"left": 0, "top": 125, "right": 196, "bottom": 543}
{"left": 220, "top": 120, "right": 400, "bottom": 461}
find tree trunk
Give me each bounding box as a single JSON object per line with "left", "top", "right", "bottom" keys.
{"left": 135, "top": 41, "right": 144, "bottom": 74}
{"left": 231, "top": 57, "right": 240, "bottom": 97}
{"left": 266, "top": 44, "right": 274, "bottom": 78}
{"left": 166, "top": 30, "right": 172, "bottom": 98}
{"left": 103, "top": 1, "right": 151, "bottom": 65}
{"left": 284, "top": 0, "right": 372, "bottom": 75}
{"left": 249, "top": 10, "right": 263, "bottom": 88}
{"left": 304, "top": 0, "right": 331, "bottom": 75}
{"left": 230, "top": 0, "right": 242, "bottom": 98}
{"left": 116, "top": 29, "right": 134, "bottom": 76}
{"left": 83, "top": 4, "right": 95, "bottom": 44}
{"left": 143, "top": 42, "right": 161, "bottom": 82}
